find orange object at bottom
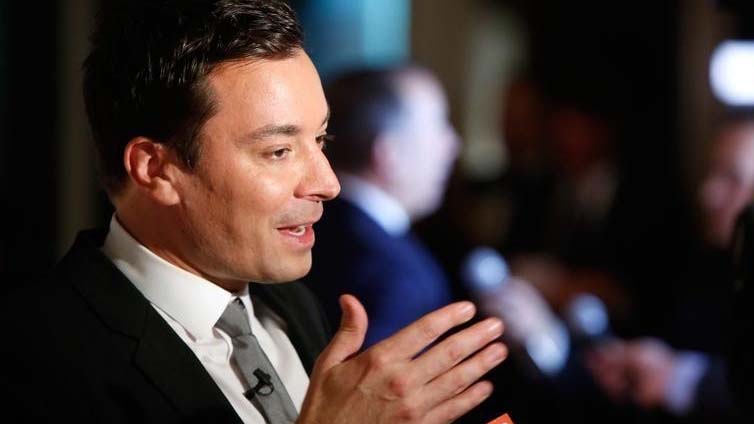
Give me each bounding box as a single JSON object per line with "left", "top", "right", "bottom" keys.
{"left": 487, "top": 413, "right": 514, "bottom": 424}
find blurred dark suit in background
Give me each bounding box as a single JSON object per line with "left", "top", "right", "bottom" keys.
{"left": 308, "top": 65, "right": 458, "bottom": 347}
{"left": 311, "top": 196, "right": 452, "bottom": 347}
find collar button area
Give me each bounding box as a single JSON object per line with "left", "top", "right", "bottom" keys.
{"left": 194, "top": 335, "right": 233, "bottom": 364}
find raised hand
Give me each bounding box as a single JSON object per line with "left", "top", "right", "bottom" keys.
{"left": 298, "top": 294, "right": 507, "bottom": 424}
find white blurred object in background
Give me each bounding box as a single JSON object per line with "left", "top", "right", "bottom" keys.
{"left": 710, "top": 40, "right": 754, "bottom": 106}
{"left": 462, "top": 247, "right": 570, "bottom": 376}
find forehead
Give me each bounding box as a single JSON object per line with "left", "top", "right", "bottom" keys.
{"left": 204, "top": 51, "right": 327, "bottom": 129}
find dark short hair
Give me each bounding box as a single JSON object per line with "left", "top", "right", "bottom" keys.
{"left": 324, "top": 65, "right": 427, "bottom": 173}
{"left": 83, "top": 0, "right": 303, "bottom": 194}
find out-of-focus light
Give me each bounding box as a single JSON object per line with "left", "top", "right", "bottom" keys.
{"left": 710, "top": 40, "right": 754, "bottom": 106}
{"left": 564, "top": 293, "right": 609, "bottom": 339}
{"left": 461, "top": 247, "right": 509, "bottom": 293}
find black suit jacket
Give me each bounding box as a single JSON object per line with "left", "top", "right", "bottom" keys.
{"left": 0, "top": 229, "right": 330, "bottom": 423}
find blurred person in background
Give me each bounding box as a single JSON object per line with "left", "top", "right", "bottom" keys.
{"left": 587, "top": 117, "right": 754, "bottom": 423}
{"left": 414, "top": 3, "right": 695, "bottom": 422}
{"left": 308, "top": 65, "right": 460, "bottom": 347}
{"left": 414, "top": 69, "right": 642, "bottom": 423}
{"left": 501, "top": 73, "right": 632, "bottom": 322}
{"left": 413, "top": 67, "right": 635, "bottom": 422}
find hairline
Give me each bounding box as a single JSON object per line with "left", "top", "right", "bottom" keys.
{"left": 107, "top": 48, "right": 306, "bottom": 197}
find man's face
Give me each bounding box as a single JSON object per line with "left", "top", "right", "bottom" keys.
{"left": 699, "top": 126, "right": 754, "bottom": 247}
{"left": 387, "top": 72, "right": 459, "bottom": 219}
{"left": 172, "top": 51, "right": 339, "bottom": 286}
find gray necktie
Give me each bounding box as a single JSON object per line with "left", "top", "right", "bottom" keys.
{"left": 215, "top": 297, "right": 298, "bottom": 423}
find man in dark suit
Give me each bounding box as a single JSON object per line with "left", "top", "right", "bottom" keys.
{"left": 731, "top": 203, "right": 754, "bottom": 423}
{"left": 0, "top": 1, "right": 508, "bottom": 423}
{"left": 308, "top": 66, "right": 460, "bottom": 347}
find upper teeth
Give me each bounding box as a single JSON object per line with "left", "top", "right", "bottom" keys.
{"left": 289, "top": 225, "right": 306, "bottom": 236}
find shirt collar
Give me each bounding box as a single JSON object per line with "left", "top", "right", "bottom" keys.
{"left": 337, "top": 173, "right": 411, "bottom": 236}
{"left": 101, "top": 215, "right": 249, "bottom": 340}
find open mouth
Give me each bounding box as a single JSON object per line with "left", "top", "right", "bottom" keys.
{"left": 282, "top": 225, "right": 307, "bottom": 236}
{"left": 277, "top": 212, "right": 320, "bottom": 247}
{"left": 277, "top": 223, "right": 315, "bottom": 246}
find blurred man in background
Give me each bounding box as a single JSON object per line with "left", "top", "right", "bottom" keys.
{"left": 587, "top": 117, "right": 754, "bottom": 423}
{"left": 308, "top": 65, "right": 459, "bottom": 347}
{"left": 698, "top": 119, "right": 754, "bottom": 250}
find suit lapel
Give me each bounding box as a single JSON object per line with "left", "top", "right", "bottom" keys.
{"left": 133, "top": 310, "right": 242, "bottom": 422}
{"left": 63, "top": 229, "right": 241, "bottom": 422}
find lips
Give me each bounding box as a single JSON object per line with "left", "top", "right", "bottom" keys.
{"left": 276, "top": 205, "right": 322, "bottom": 246}
{"left": 276, "top": 214, "right": 319, "bottom": 248}
{"left": 277, "top": 224, "right": 315, "bottom": 248}
{"left": 277, "top": 213, "right": 320, "bottom": 233}
{"left": 284, "top": 225, "right": 307, "bottom": 236}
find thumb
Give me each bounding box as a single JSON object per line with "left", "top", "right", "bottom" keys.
{"left": 316, "top": 294, "right": 368, "bottom": 371}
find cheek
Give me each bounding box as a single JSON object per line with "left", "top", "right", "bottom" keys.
{"left": 700, "top": 178, "right": 729, "bottom": 212}
{"left": 237, "top": 172, "right": 298, "bottom": 223}
{"left": 182, "top": 168, "right": 280, "bottom": 238}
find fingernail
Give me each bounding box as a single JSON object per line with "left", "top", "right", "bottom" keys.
{"left": 478, "top": 381, "right": 494, "bottom": 398}
{"left": 485, "top": 318, "right": 503, "bottom": 336}
{"left": 458, "top": 301, "right": 475, "bottom": 316}
{"left": 487, "top": 344, "right": 507, "bottom": 364}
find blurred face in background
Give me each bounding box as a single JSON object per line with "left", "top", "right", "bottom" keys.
{"left": 699, "top": 121, "right": 754, "bottom": 248}
{"left": 382, "top": 70, "right": 460, "bottom": 220}
{"left": 502, "top": 78, "right": 547, "bottom": 172}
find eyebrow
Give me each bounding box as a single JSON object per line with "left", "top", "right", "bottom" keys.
{"left": 248, "top": 108, "right": 330, "bottom": 141}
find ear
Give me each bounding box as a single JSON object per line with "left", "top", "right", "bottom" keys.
{"left": 123, "top": 137, "right": 181, "bottom": 205}
{"left": 371, "top": 133, "right": 400, "bottom": 182}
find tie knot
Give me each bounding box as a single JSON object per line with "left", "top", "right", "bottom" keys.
{"left": 216, "top": 297, "right": 252, "bottom": 338}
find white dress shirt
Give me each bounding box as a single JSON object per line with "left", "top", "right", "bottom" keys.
{"left": 101, "top": 216, "right": 309, "bottom": 423}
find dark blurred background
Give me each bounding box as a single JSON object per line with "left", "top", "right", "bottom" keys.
{"left": 1, "top": 0, "right": 746, "bottom": 288}
{"left": 2, "top": 0, "right": 754, "bottom": 422}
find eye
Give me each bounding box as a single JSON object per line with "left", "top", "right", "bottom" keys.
{"left": 269, "top": 147, "right": 291, "bottom": 160}
{"left": 316, "top": 133, "right": 335, "bottom": 151}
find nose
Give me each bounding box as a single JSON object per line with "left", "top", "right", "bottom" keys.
{"left": 298, "top": 147, "right": 340, "bottom": 201}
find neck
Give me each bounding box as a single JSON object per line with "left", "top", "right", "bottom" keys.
{"left": 114, "top": 203, "right": 247, "bottom": 293}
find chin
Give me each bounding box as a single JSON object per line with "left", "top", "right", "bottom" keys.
{"left": 260, "top": 254, "right": 313, "bottom": 283}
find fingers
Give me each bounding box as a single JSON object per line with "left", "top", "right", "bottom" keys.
{"left": 422, "top": 380, "right": 495, "bottom": 424}
{"left": 586, "top": 341, "right": 631, "bottom": 402}
{"left": 304, "top": 301, "right": 504, "bottom": 424}
{"left": 372, "top": 301, "right": 476, "bottom": 361}
{"left": 623, "top": 339, "right": 674, "bottom": 408}
{"left": 422, "top": 342, "right": 507, "bottom": 411}
{"left": 315, "top": 294, "right": 368, "bottom": 371}
{"left": 412, "top": 317, "right": 504, "bottom": 385}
